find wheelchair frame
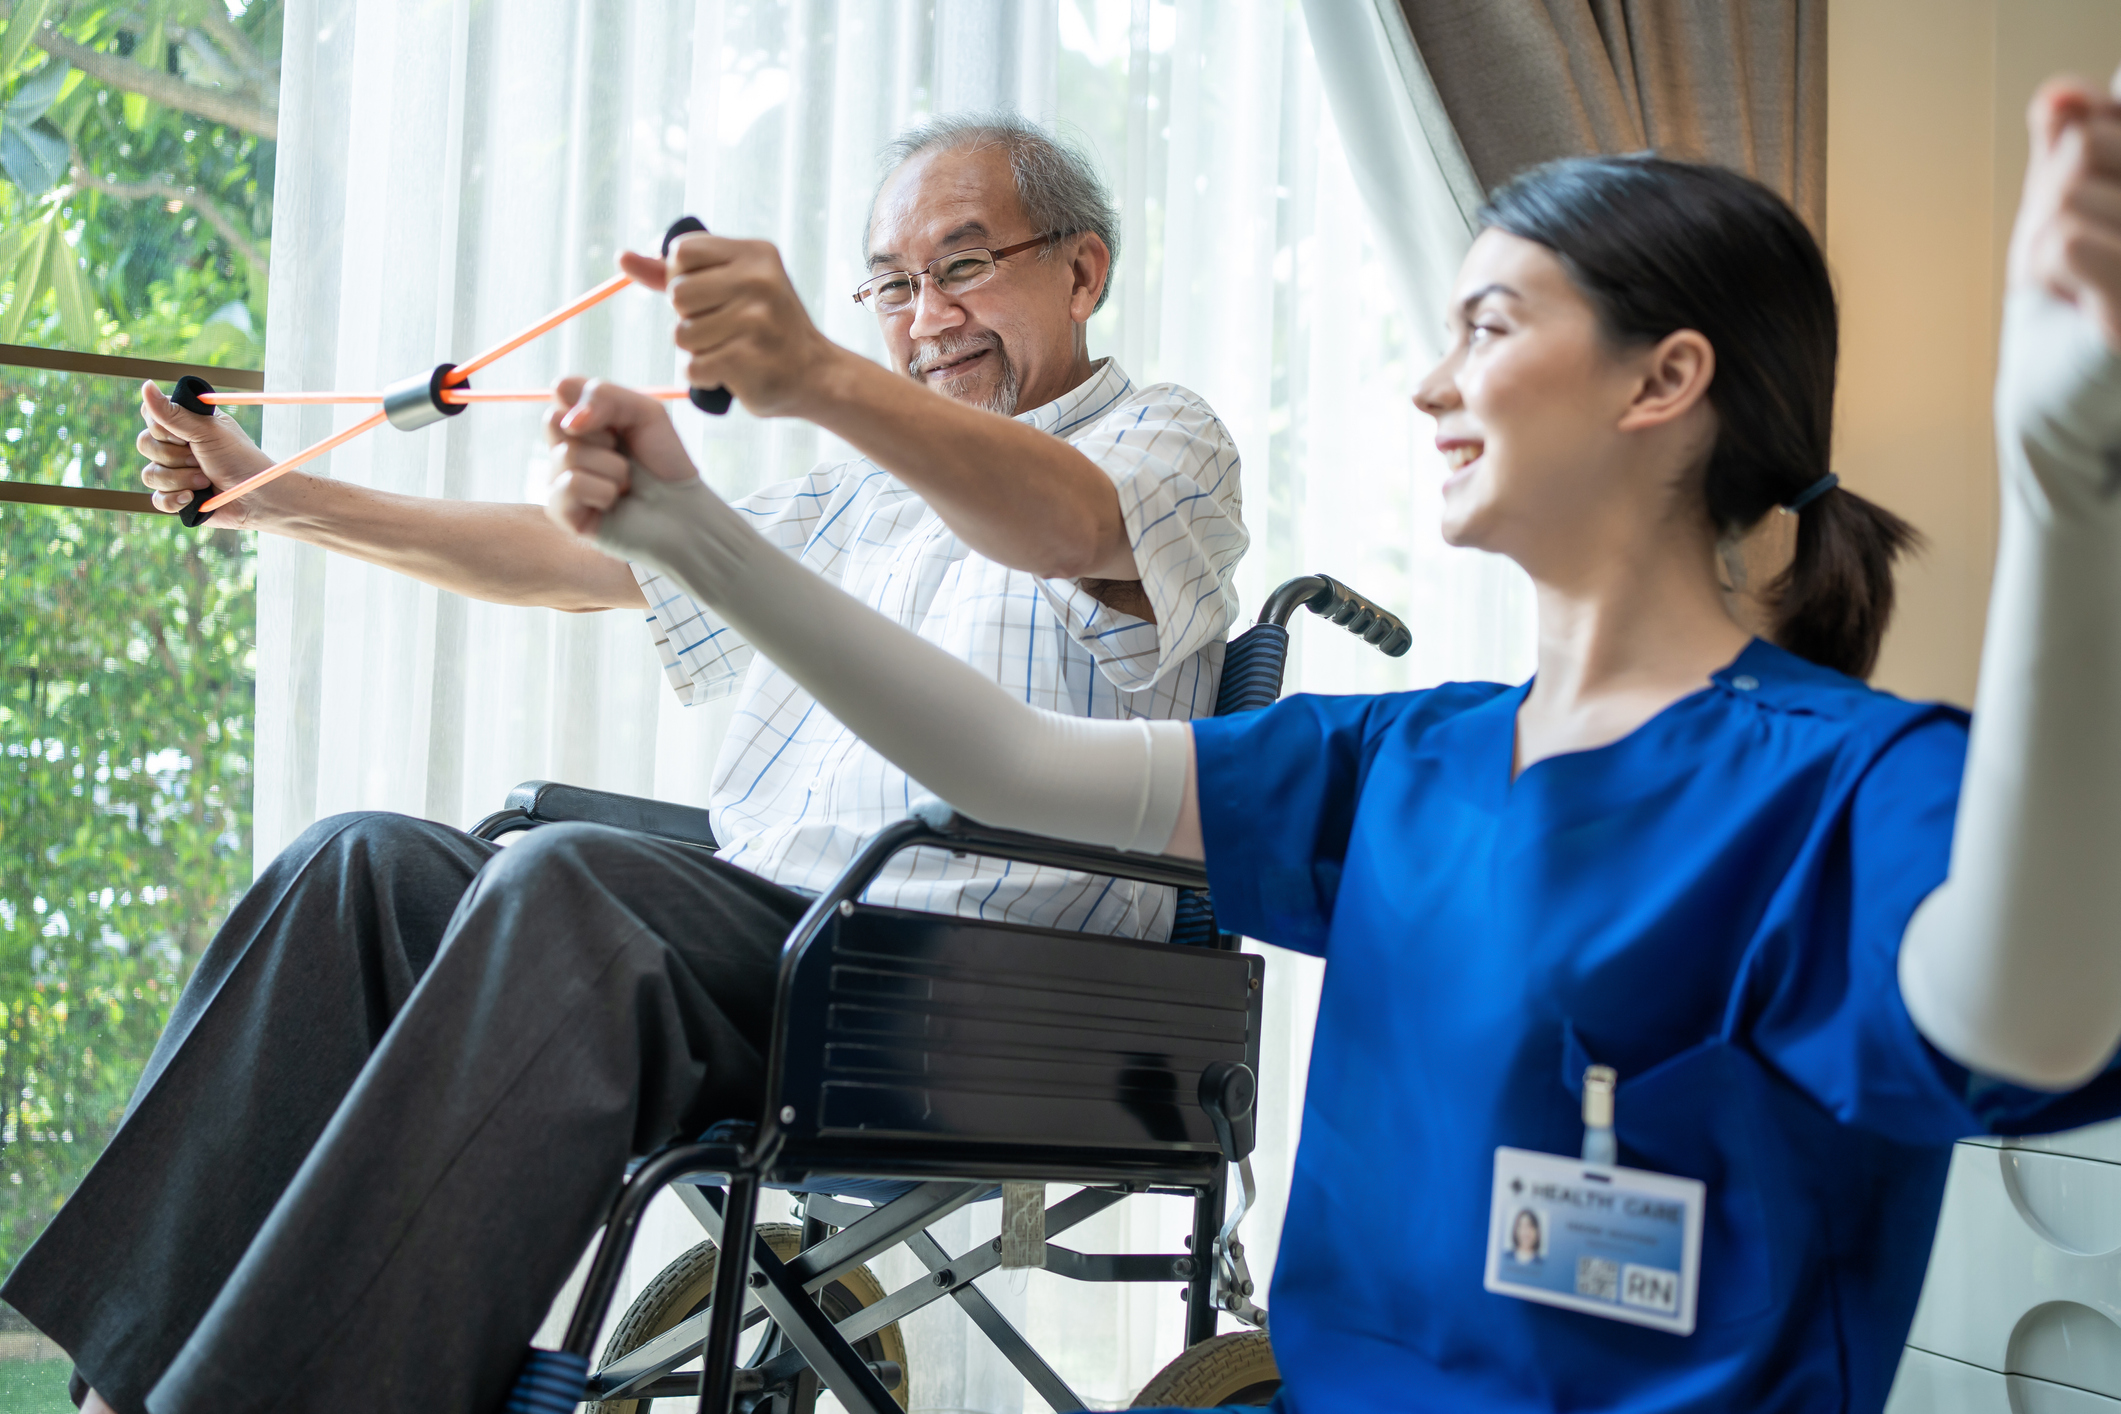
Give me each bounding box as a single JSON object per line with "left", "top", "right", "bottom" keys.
{"left": 476, "top": 801, "right": 1265, "bottom": 1414}
{"left": 480, "top": 572, "right": 1412, "bottom": 1414}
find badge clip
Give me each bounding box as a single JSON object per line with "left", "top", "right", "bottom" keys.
{"left": 1581, "top": 1064, "right": 1617, "bottom": 1166}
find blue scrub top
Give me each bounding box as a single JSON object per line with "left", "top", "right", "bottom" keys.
{"left": 1180, "top": 639, "right": 2121, "bottom": 1414}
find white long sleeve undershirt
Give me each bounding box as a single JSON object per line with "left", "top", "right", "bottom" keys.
{"left": 1897, "top": 291, "right": 2121, "bottom": 1091}
{"left": 595, "top": 473, "right": 1192, "bottom": 857}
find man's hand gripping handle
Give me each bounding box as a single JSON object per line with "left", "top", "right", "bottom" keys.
{"left": 662, "top": 217, "right": 733, "bottom": 416}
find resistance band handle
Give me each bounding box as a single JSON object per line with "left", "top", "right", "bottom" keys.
{"left": 661, "top": 216, "right": 734, "bottom": 416}
{"left": 171, "top": 376, "right": 218, "bottom": 526}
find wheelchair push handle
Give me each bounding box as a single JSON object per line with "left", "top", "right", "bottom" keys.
{"left": 1259, "top": 573, "right": 1413, "bottom": 657}
{"left": 661, "top": 216, "right": 735, "bottom": 416}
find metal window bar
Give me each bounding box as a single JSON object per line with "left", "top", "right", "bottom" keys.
{"left": 0, "top": 345, "right": 264, "bottom": 514}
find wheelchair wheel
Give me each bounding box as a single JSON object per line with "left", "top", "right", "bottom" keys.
{"left": 590, "top": 1221, "right": 910, "bottom": 1412}
{"left": 1130, "top": 1331, "right": 1280, "bottom": 1407}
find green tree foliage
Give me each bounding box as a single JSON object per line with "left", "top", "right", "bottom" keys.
{"left": 0, "top": 0, "right": 275, "bottom": 1271}
{"left": 0, "top": 461, "right": 255, "bottom": 1268}
{"left": 0, "top": 0, "right": 278, "bottom": 361}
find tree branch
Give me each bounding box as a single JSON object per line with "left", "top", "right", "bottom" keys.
{"left": 67, "top": 150, "right": 266, "bottom": 273}
{"left": 186, "top": 4, "right": 268, "bottom": 85}
{"left": 29, "top": 21, "right": 276, "bottom": 140}
{"left": 169, "top": 26, "right": 246, "bottom": 94}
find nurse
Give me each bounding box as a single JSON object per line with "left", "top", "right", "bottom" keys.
{"left": 542, "top": 70, "right": 2121, "bottom": 1414}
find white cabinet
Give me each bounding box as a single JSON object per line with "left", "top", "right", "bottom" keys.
{"left": 1887, "top": 1124, "right": 2121, "bottom": 1412}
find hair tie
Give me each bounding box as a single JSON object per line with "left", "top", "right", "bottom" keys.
{"left": 1779, "top": 472, "right": 1839, "bottom": 515}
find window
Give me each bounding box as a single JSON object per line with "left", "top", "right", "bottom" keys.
{"left": 0, "top": 10, "right": 279, "bottom": 1397}
{"left": 0, "top": 4, "right": 274, "bottom": 361}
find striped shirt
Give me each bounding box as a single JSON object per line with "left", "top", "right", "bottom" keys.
{"left": 632, "top": 358, "right": 1246, "bottom": 938}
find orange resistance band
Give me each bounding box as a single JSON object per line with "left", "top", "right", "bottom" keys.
{"left": 451, "top": 273, "right": 635, "bottom": 382}
{"left": 192, "top": 272, "right": 663, "bottom": 514}
{"left": 196, "top": 411, "right": 389, "bottom": 513}
{"left": 200, "top": 387, "right": 692, "bottom": 406}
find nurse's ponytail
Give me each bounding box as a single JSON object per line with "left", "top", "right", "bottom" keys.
{"left": 1481, "top": 157, "right": 1919, "bottom": 680}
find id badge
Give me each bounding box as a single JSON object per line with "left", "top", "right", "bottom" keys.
{"left": 1484, "top": 1145, "right": 1704, "bottom": 1335}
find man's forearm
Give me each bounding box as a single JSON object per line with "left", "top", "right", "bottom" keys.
{"left": 245, "top": 473, "right": 646, "bottom": 612}
{"left": 804, "top": 352, "right": 1138, "bottom": 582}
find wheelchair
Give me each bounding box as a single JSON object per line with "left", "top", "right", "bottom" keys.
{"left": 476, "top": 575, "right": 1412, "bottom": 1414}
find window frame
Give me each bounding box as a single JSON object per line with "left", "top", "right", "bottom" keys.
{"left": 0, "top": 346, "right": 263, "bottom": 512}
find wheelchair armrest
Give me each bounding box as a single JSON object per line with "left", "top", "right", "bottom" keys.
{"left": 478, "top": 780, "right": 719, "bottom": 848}
{"left": 899, "top": 798, "right": 1210, "bottom": 892}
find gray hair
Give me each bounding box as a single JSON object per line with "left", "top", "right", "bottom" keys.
{"left": 868, "top": 112, "right": 1120, "bottom": 314}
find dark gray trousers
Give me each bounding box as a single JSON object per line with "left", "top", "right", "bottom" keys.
{"left": 0, "top": 810, "right": 804, "bottom": 1414}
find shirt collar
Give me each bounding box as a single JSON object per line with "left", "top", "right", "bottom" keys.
{"left": 1016, "top": 357, "right": 1135, "bottom": 439}
{"left": 1440, "top": 638, "right": 1802, "bottom": 811}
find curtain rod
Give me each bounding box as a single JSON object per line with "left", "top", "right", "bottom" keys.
{"left": 0, "top": 342, "right": 266, "bottom": 390}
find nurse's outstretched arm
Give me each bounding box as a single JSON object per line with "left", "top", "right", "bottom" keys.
{"left": 541, "top": 379, "right": 1206, "bottom": 861}
{"left": 1898, "top": 69, "right": 2121, "bottom": 1090}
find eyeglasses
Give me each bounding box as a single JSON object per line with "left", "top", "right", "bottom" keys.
{"left": 852, "top": 235, "right": 1056, "bottom": 314}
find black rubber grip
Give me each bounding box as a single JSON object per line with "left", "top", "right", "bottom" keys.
{"left": 660, "top": 215, "right": 733, "bottom": 417}
{"left": 171, "top": 376, "right": 217, "bottom": 525}
{"left": 171, "top": 374, "right": 215, "bottom": 416}
{"left": 1311, "top": 575, "right": 1412, "bottom": 658}
{"left": 1334, "top": 583, "right": 1413, "bottom": 657}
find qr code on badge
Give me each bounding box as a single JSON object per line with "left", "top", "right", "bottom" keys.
{"left": 1576, "top": 1256, "right": 1619, "bottom": 1300}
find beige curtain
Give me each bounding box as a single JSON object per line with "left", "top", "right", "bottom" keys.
{"left": 1395, "top": 0, "right": 1827, "bottom": 230}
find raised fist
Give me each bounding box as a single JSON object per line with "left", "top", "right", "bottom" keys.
{"left": 2009, "top": 65, "right": 2121, "bottom": 350}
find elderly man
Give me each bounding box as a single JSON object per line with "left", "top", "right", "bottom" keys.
{"left": 5, "top": 114, "right": 1245, "bottom": 1414}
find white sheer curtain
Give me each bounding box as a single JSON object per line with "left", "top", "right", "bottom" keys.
{"left": 260, "top": 1, "right": 1533, "bottom": 1407}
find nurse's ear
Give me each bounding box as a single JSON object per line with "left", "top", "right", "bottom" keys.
{"left": 1614, "top": 329, "right": 1716, "bottom": 436}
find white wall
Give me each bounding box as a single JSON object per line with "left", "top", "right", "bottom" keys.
{"left": 1830, "top": 0, "right": 2121, "bottom": 707}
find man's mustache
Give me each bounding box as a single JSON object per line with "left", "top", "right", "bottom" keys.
{"left": 907, "top": 333, "right": 1004, "bottom": 378}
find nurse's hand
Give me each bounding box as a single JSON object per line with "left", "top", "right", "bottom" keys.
{"left": 2009, "top": 63, "right": 2121, "bottom": 350}
{"left": 542, "top": 376, "right": 760, "bottom": 609}
{"left": 541, "top": 376, "right": 700, "bottom": 540}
